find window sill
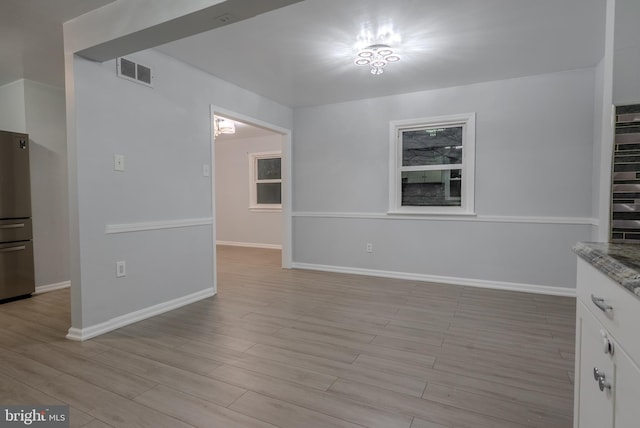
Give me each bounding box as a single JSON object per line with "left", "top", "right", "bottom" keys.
{"left": 249, "top": 206, "right": 282, "bottom": 213}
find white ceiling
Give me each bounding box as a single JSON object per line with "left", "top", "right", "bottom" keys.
{"left": 157, "top": 0, "right": 606, "bottom": 107}
{"left": 0, "top": 0, "right": 115, "bottom": 88}
{"left": 1, "top": 0, "right": 606, "bottom": 109}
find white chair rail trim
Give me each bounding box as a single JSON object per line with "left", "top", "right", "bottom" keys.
{"left": 292, "top": 211, "right": 597, "bottom": 226}
{"left": 105, "top": 217, "right": 213, "bottom": 234}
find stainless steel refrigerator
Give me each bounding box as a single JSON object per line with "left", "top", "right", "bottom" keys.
{"left": 0, "top": 130, "right": 35, "bottom": 300}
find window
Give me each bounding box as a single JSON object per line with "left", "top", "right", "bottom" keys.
{"left": 249, "top": 151, "right": 282, "bottom": 211}
{"left": 389, "top": 113, "right": 475, "bottom": 215}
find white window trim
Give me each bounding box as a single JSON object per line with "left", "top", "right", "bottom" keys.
{"left": 388, "top": 112, "right": 476, "bottom": 216}
{"left": 249, "top": 151, "right": 282, "bottom": 212}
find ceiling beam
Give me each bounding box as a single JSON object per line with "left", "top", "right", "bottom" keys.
{"left": 64, "top": 0, "right": 303, "bottom": 61}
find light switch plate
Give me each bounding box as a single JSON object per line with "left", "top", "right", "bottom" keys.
{"left": 203, "top": 164, "right": 210, "bottom": 177}
{"left": 114, "top": 154, "right": 125, "bottom": 171}
{"left": 116, "top": 261, "right": 126, "bottom": 277}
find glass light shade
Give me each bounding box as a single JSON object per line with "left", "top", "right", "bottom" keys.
{"left": 354, "top": 43, "right": 399, "bottom": 75}
{"left": 214, "top": 117, "right": 236, "bottom": 136}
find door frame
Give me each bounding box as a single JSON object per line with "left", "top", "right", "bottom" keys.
{"left": 209, "top": 104, "right": 292, "bottom": 289}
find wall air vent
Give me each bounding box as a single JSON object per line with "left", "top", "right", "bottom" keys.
{"left": 117, "top": 57, "right": 153, "bottom": 87}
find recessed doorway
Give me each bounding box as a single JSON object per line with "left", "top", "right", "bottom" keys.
{"left": 210, "top": 106, "right": 292, "bottom": 290}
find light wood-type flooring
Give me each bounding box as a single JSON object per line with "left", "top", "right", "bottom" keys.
{"left": 0, "top": 246, "right": 576, "bottom": 427}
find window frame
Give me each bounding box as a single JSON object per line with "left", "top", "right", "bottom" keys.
{"left": 249, "top": 151, "right": 282, "bottom": 212}
{"left": 388, "top": 113, "right": 476, "bottom": 215}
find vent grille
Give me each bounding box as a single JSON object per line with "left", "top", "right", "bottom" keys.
{"left": 136, "top": 64, "right": 151, "bottom": 85}
{"left": 117, "top": 57, "right": 153, "bottom": 87}
{"left": 611, "top": 104, "right": 640, "bottom": 243}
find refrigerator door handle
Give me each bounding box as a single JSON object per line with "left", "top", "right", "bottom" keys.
{"left": 0, "top": 245, "right": 26, "bottom": 252}
{"left": 0, "top": 223, "right": 25, "bottom": 229}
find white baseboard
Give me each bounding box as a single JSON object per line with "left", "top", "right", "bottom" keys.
{"left": 217, "top": 240, "right": 282, "bottom": 250}
{"left": 66, "top": 288, "right": 216, "bottom": 341}
{"left": 291, "top": 262, "right": 576, "bottom": 297}
{"left": 34, "top": 281, "right": 70, "bottom": 295}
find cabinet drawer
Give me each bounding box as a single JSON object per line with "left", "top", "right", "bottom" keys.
{"left": 575, "top": 302, "right": 614, "bottom": 428}
{"left": 0, "top": 240, "right": 35, "bottom": 299}
{"left": 0, "top": 218, "right": 31, "bottom": 242}
{"left": 576, "top": 258, "right": 640, "bottom": 365}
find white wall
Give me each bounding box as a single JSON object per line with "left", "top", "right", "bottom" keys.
{"left": 592, "top": 0, "right": 616, "bottom": 242}
{"left": 0, "top": 80, "right": 26, "bottom": 132}
{"left": 215, "top": 135, "right": 282, "bottom": 247}
{"left": 69, "top": 48, "right": 292, "bottom": 334}
{"left": 592, "top": 58, "right": 605, "bottom": 241}
{"left": 0, "top": 79, "right": 70, "bottom": 288}
{"left": 612, "top": 0, "right": 640, "bottom": 105}
{"left": 24, "top": 80, "right": 70, "bottom": 288}
{"left": 292, "top": 69, "right": 595, "bottom": 292}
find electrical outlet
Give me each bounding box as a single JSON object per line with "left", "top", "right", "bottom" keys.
{"left": 116, "top": 261, "right": 126, "bottom": 277}
{"left": 366, "top": 243, "right": 373, "bottom": 253}
{"left": 203, "top": 164, "right": 210, "bottom": 177}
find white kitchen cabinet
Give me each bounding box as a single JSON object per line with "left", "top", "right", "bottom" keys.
{"left": 574, "top": 301, "right": 613, "bottom": 427}
{"left": 611, "top": 340, "right": 640, "bottom": 427}
{"left": 573, "top": 257, "right": 640, "bottom": 428}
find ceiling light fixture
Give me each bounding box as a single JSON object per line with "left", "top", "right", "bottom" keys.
{"left": 214, "top": 116, "right": 236, "bottom": 137}
{"left": 354, "top": 43, "right": 400, "bottom": 75}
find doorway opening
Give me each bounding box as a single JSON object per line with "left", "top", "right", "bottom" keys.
{"left": 210, "top": 106, "right": 292, "bottom": 290}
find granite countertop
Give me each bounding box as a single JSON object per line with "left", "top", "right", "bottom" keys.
{"left": 573, "top": 242, "right": 640, "bottom": 298}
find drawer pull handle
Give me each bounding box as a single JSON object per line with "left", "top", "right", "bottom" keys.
{"left": 599, "top": 376, "right": 612, "bottom": 392}
{"left": 593, "top": 367, "right": 612, "bottom": 392}
{"left": 591, "top": 294, "right": 613, "bottom": 312}
{"left": 0, "top": 245, "right": 26, "bottom": 253}
{"left": 0, "top": 223, "right": 25, "bottom": 229}
{"left": 593, "top": 367, "right": 603, "bottom": 381}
